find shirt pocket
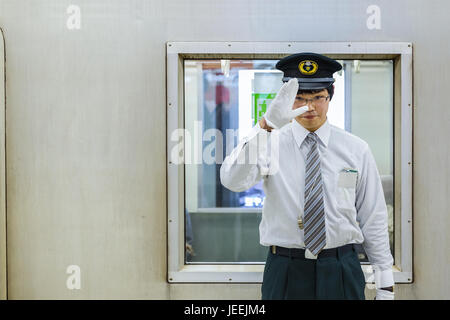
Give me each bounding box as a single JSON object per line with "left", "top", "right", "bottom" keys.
{"left": 336, "top": 171, "right": 357, "bottom": 211}
{"left": 337, "top": 185, "right": 356, "bottom": 210}
{"left": 336, "top": 184, "right": 360, "bottom": 233}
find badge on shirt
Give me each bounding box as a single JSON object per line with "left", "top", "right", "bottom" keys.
{"left": 338, "top": 168, "right": 358, "bottom": 188}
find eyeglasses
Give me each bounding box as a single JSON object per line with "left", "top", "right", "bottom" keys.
{"left": 295, "top": 95, "right": 330, "bottom": 106}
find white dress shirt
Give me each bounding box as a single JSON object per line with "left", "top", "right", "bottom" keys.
{"left": 220, "top": 118, "right": 394, "bottom": 288}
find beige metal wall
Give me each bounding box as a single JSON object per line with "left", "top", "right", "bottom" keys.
{"left": 0, "top": 0, "right": 448, "bottom": 299}
{"left": 0, "top": 27, "right": 6, "bottom": 300}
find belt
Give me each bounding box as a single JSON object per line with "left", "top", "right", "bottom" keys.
{"left": 270, "top": 243, "right": 355, "bottom": 260}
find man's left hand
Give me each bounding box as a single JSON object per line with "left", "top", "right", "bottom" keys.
{"left": 375, "top": 287, "right": 395, "bottom": 300}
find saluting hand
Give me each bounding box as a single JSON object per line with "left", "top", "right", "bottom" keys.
{"left": 263, "top": 78, "right": 309, "bottom": 130}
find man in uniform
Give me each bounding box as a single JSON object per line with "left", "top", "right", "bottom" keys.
{"left": 220, "top": 52, "right": 394, "bottom": 300}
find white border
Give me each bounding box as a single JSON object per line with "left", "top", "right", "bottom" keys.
{"left": 167, "top": 42, "right": 413, "bottom": 283}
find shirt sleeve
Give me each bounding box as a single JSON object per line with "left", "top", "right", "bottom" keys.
{"left": 355, "top": 144, "right": 394, "bottom": 289}
{"left": 220, "top": 122, "right": 271, "bottom": 192}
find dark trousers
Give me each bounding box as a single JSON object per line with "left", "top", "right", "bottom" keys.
{"left": 261, "top": 245, "right": 366, "bottom": 300}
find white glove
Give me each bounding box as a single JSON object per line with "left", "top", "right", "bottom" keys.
{"left": 375, "top": 288, "right": 395, "bottom": 300}
{"left": 264, "top": 78, "right": 309, "bottom": 129}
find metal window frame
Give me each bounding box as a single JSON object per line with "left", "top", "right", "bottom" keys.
{"left": 167, "top": 41, "right": 413, "bottom": 284}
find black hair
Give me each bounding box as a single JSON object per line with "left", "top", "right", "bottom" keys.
{"left": 297, "top": 84, "right": 334, "bottom": 101}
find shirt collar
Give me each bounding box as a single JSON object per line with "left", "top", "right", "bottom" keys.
{"left": 291, "top": 118, "right": 330, "bottom": 149}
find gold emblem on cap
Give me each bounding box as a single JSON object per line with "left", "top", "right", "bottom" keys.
{"left": 298, "top": 60, "right": 318, "bottom": 75}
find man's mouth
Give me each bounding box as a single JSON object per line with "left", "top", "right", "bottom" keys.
{"left": 303, "top": 115, "right": 317, "bottom": 119}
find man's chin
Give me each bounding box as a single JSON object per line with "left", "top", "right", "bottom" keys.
{"left": 296, "top": 117, "right": 317, "bottom": 126}
{"left": 295, "top": 116, "right": 325, "bottom": 131}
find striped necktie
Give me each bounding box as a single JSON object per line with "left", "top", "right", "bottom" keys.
{"left": 303, "top": 132, "right": 326, "bottom": 256}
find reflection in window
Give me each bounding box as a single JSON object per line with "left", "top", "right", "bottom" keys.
{"left": 184, "top": 59, "right": 393, "bottom": 264}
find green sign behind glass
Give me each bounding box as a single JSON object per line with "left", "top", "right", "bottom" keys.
{"left": 252, "top": 93, "right": 276, "bottom": 125}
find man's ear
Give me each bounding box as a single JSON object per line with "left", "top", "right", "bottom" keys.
{"left": 330, "top": 84, "right": 335, "bottom": 100}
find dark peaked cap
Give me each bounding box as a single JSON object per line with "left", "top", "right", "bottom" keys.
{"left": 276, "top": 52, "right": 342, "bottom": 90}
